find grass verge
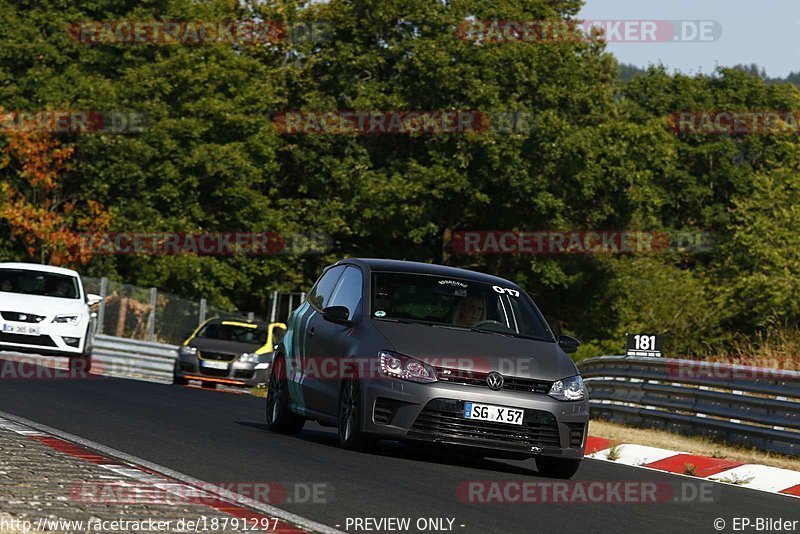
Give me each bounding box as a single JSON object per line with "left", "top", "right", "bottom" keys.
{"left": 588, "top": 419, "right": 800, "bottom": 472}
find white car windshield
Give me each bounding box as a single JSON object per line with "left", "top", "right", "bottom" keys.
{"left": 0, "top": 269, "right": 80, "bottom": 299}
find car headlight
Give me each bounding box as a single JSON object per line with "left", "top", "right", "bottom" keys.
{"left": 378, "top": 350, "right": 437, "bottom": 383}
{"left": 548, "top": 375, "right": 586, "bottom": 401}
{"left": 178, "top": 345, "right": 197, "bottom": 356}
{"left": 238, "top": 352, "right": 260, "bottom": 364}
{"left": 52, "top": 314, "right": 81, "bottom": 325}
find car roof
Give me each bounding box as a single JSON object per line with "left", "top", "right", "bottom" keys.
{"left": 0, "top": 262, "right": 80, "bottom": 277}
{"left": 335, "top": 258, "right": 521, "bottom": 288}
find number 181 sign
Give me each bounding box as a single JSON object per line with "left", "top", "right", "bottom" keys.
{"left": 625, "top": 333, "right": 663, "bottom": 358}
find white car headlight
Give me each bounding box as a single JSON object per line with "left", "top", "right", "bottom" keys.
{"left": 52, "top": 314, "right": 82, "bottom": 325}
{"left": 548, "top": 375, "right": 586, "bottom": 401}
{"left": 378, "top": 350, "right": 437, "bottom": 383}
{"left": 238, "top": 352, "right": 260, "bottom": 364}
{"left": 178, "top": 345, "right": 197, "bottom": 356}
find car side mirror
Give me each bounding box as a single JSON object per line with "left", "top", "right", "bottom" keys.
{"left": 86, "top": 293, "right": 103, "bottom": 306}
{"left": 322, "top": 305, "right": 354, "bottom": 326}
{"left": 558, "top": 334, "right": 580, "bottom": 354}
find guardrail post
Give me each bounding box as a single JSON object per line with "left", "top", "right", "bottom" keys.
{"left": 287, "top": 293, "right": 294, "bottom": 320}
{"left": 247, "top": 312, "right": 254, "bottom": 321}
{"left": 146, "top": 287, "right": 157, "bottom": 341}
{"left": 300, "top": 291, "right": 306, "bottom": 303}
{"left": 270, "top": 290, "right": 278, "bottom": 322}
{"left": 97, "top": 277, "right": 108, "bottom": 335}
{"left": 199, "top": 298, "right": 207, "bottom": 325}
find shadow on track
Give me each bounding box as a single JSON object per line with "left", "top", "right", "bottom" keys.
{"left": 234, "top": 420, "right": 540, "bottom": 476}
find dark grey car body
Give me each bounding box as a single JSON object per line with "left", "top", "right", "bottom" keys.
{"left": 270, "top": 259, "right": 589, "bottom": 464}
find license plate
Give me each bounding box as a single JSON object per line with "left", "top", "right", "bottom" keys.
{"left": 201, "top": 360, "right": 228, "bottom": 370}
{"left": 464, "top": 402, "right": 524, "bottom": 425}
{"left": 1, "top": 323, "right": 40, "bottom": 336}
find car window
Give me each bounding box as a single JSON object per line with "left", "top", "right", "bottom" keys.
{"left": 306, "top": 265, "right": 346, "bottom": 310}
{"left": 329, "top": 266, "right": 363, "bottom": 315}
{"left": 197, "top": 322, "right": 268, "bottom": 343}
{"left": 270, "top": 325, "right": 286, "bottom": 345}
{"left": 0, "top": 269, "right": 80, "bottom": 299}
{"left": 371, "top": 272, "right": 553, "bottom": 341}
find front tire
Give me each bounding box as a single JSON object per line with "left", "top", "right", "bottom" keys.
{"left": 535, "top": 457, "right": 582, "bottom": 479}
{"left": 265, "top": 355, "right": 305, "bottom": 434}
{"left": 338, "top": 375, "right": 373, "bottom": 450}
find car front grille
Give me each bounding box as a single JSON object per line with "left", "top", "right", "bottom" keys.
{"left": 234, "top": 369, "right": 254, "bottom": 380}
{"left": 0, "top": 332, "right": 57, "bottom": 347}
{"left": 199, "top": 367, "right": 230, "bottom": 378}
{"left": 373, "top": 397, "right": 403, "bottom": 425}
{"left": 408, "top": 399, "right": 561, "bottom": 451}
{"left": 434, "top": 367, "right": 552, "bottom": 395}
{"left": 0, "top": 311, "right": 46, "bottom": 323}
{"left": 566, "top": 422, "right": 585, "bottom": 449}
{"left": 198, "top": 351, "right": 236, "bottom": 362}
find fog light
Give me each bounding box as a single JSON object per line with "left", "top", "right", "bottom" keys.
{"left": 63, "top": 337, "right": 81, "bottom": 347}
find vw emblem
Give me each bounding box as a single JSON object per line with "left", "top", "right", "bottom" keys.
{"left": 486, "top": 372, "right": 504, "bottom": 390}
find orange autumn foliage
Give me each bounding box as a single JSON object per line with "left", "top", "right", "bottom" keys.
{"left": 0, "top": 108, "right": 113, "bottom": 267}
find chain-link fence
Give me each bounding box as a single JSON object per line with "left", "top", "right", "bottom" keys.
{"left": 83, "top": 277, "right": 304, "bottom": 345}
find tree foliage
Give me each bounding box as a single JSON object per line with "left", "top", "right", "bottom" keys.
{"left": 0, "top": 0, "right": 798, "bottom": 358}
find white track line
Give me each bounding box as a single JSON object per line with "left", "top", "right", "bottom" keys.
{"left": 0, "top": 410, "right": 345, "bottom": 534}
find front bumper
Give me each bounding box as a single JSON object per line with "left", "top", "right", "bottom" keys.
{"left": 362, "top": 378, "right": 589, "bottom": 460}
{"left": 174, "top": 355, "right": 269, "bottom": 387}
{"left": 0, "top": 315, "right": 88, "bottom": 356}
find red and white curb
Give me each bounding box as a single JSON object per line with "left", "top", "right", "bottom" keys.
{"left": 0, "top": 411, "right": 344, "bottom": 534}
{"left": 585, "top": 436, "right": 800, "bottom": 499}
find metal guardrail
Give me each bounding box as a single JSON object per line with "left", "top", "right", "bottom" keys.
{"left": 578, "top": 356, "right": 800, "bottom": 456}
{"left": 92, "top": 334, "right": 177, "bottom": 383}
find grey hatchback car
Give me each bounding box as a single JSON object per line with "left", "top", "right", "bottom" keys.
{"left": 266, "top": 259, "right": 589, "bottom": 478}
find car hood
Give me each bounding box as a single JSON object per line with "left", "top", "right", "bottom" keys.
{"left": 187, "top": 337, "right": 263, "bottom": 356}
{"left": 372, "top": 321, "right": 577, "bottom": 382}
{"left": 0, "top": 292, "right": 85, "bottom": 315}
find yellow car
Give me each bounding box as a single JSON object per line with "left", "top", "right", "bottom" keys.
{"left": 173, "top": 318, "right": 286, "bottom": 387}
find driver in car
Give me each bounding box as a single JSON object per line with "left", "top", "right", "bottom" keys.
{"left": 453, "top": 295, "right": 485, "bottom": 327}
{"left": 49, "top": 278, "right": 73, "bottom": 298}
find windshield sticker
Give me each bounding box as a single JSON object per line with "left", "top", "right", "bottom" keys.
{"left": 374, "top": 310, "right": 386, "bottom": 317}
{"left": 492, "top": 285, "right": 520, "bottom": 297}
{"left": 454, "top": 289, "right": 467, "bottom": 297}
{"left": 438, "top": 279, "right": 468, "bottom": 288}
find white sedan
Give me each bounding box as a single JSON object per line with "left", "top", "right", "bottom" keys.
{"left": 0, "top": 263, "right": 101, "bottom": 368}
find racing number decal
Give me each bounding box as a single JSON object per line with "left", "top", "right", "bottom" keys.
{"left": 492, "top": 285, "right": 520, "bottom": 297}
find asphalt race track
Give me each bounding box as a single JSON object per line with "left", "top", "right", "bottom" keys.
{"left": 0, "top": 368, "right": 796, "bottom": 534}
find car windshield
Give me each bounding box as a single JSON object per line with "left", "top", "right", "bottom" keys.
{"left": 0, "top": 269, "right": 80, "bottom": 299}
{"left": 371, "top": 272, "right": 553, "bottom": 341}
{"left": 196, "top": 321, "right": 268, "bottom": 344}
